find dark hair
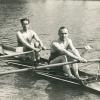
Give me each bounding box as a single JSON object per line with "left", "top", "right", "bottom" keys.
{"left": 20, "top": 18, "right": 30, "bottom": 24}
{"left": 58, "top": 26, "right": 66, "bottom": 33}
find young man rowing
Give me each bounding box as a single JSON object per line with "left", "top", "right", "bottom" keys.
{"left": 16, "top": 18, "right": 46, "bottom": 63}
{"left": 49, "top": 26, "right": 87, "bottom": 79}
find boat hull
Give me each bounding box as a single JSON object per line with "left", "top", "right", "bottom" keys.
{"left": 36, "top": 71, "right": 100, "bottom": 94}
{"left": 0, "top": 45, "right": 100, "bottom": 94}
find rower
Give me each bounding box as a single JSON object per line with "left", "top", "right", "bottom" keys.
{"left": 49, "top": 26, "right": 87, "bottom": 79}
{"left": 16, "top": 18, "right": 46, "bottom": 64}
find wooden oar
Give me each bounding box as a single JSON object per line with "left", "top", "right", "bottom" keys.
{"left": 36, "top": 59, "right": 100, "bottom": 69}
{"left": 0, "top": 50, "right": 33, "bottom": 59}
{"left": 0, "top": 60, "right": 78, "bottom": 76}
{"left": 0, "top": 62, "right": 75, "bottom": 76}
{"left": 87, "top": 59, "right": 100, "bottom": 62}
{"left": 0, "top": 58, "right": 99, "bottom": 76}
{"left": 77, "top": 45, "right": 93, "bottom": 50}
{"left": 7, "top": 61, "right": 77, "bottom": 69}
{"left": 0, "top": 68, "right": 33, "bottom": 75}
{"left": 46, "top": 45, "right": 93, "bottom": 50}
{"left": 5, "top": 59, "right": 100, "bottom": 70}
{"left": 0, "top": 44, "right": 92, "bottom": 59}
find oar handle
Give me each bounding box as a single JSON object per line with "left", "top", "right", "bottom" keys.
{"left": 87, "top": 59, "right": 100, "bottom": 62}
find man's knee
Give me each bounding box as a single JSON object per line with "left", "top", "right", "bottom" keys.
{"left": 61, "top": 55, "right": 68, "bottom": 62}
{"left": 49, "top": 55, "right": 67, "bottom": 64}
{"left": 34, "top": 42, "right": 40, "bottom": 48}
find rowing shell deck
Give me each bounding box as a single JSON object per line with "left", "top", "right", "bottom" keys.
{"left": 0, "top": 45, "right": 100, "bottom": 94}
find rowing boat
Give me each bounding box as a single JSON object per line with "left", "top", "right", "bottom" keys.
{"left": 0, "top": 45, "right": 100, "bottom": 94}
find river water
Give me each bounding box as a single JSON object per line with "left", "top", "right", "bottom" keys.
{"left": 0, "top": 0, "right": 100, "bottom": 100}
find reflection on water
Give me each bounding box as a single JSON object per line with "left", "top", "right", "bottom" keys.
{"left": 46, "top": 82, "right": 85, "bottom": 100}
{"left": 0, "top": 0, "right": 100, "bottom": 100}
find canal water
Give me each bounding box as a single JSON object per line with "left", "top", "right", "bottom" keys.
{"left": 0, "top": 0, "right": 100, "bottom": 100}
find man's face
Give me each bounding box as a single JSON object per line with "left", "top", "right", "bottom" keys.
{"left": 59, "top": 28, "right": 69, "bottom": 41}
{"left": 22, "top": 20, "right": 29, "bottom": 29}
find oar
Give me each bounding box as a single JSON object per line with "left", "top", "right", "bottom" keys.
{"left": 0, "top": 44, "right": 93, "bottom": 59}
{"left": 0, "top": 68, "right": 33, "bottom": 75}
{"left": 0, "top": 61, "right": 75, "bottom": 76}
{"left": 0, "top": 50, "right": 33, "bottom": 59}
{"left": 0, "top": 58, "right": 99, "bottom": 76}
{"left": 8, "top": 58, "right": 100, "bottom": 70}
{"left": 46, "top": 45, "right": 93, "bottom": 50}
{"left": 36, "top": 59, "right": 100, "bottom": 69}
{"left": 87, "top": 59, "right": 100, "bottom": 62}
{"left": 0, "top": 60, "right": 78, "bottom": 76}
{"left": 77, "top": 45, "right": 93, "bottom": 50}
{"left": 7, "top": 60, "right": 77, "bottom": 69}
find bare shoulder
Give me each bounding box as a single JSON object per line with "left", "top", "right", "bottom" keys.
{"left": 52, "top": 40, "right": 60, "bottom": 47}
{"left": 17, "top": 30, "right": 23, "bottom": 34}
{"left": 29, "top": 30, "right": 36, "bottom": 35}
{"left": 16, "top": 30, "right": 23, "bottom": 40}
{"left": 67, "top": 38, "right": 72, "bottom": 44}
{"left": 52, "top": 39, "right": 59, "bottom": 44}
{"left": 17, "top": 30, "right": 22, "bottom": 36}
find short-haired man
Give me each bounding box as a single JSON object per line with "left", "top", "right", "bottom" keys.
{"left": 17, "top": 18, "right": 46, "bottom": 63}
{"left": 49, "top": 26, "right": 87, "bottom": 79}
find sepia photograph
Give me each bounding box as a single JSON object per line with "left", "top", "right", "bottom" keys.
{"left": 0, "top": 0, "right": 100, "bottom": 100}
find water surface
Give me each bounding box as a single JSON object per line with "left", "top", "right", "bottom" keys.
{"left": 0, "top": 0, "right": 100, "bottom": 100}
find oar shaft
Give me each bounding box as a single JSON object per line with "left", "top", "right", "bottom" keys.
{"left": 8, "top": 60, "right": 78, "bottom": 69}
{"left": 2, "top": 61, "right": 77, "bottom": 76}
{"left": 1, "top": 58, "right": 100, "bottom": 76}
{"left": 0, "top": 50, "right": 33, "bottom": 58}
{"left": 0, "top": 68, "right": 32, "bottom": 75}
{"left": 7, "top": 59, "right": 100, "bottom": 70}
{"left": 36, "top": 61, "right": 78, "bottom": 69}
{"left": 36, "top": 59, "right": 100, "bottom": 69}
{"left": 87, "top": 59, "right": 100, "bottom": 62}
{"left": 46, "top": 47, "right": 87, "bottom": 50}
{"left": 8, "top": 62, "right": 35, "bottom": 68}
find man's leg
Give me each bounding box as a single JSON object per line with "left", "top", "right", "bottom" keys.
{"left": 66, "top": 55, "right": 80, "bottom": 78}
{"left": 34, "top": 42, "right": 41, "bottom": 62}
{"left": 23, "top": 47, "right": 35, "bottom": 64}
{"left": 50, "top": 55, "right": 74, "bottom": 78}
{"left": 67, "top": 55, "right": 81, "bottom": 79}
{"left": 71, "top": 63, "right": 80, "bottom": 79}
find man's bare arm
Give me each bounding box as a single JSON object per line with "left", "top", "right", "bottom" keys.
{"left": 33, "top": 31, "right": 46, "bottom": 50}
{"left": 33, "top": 31, "right": 44, "bottom": 47}
{"left": 53, "top": 42, "right": 81, "bottom": 61}
{"left": 68, "top": 39, "right": 81, "bottom": 57}
{"left": 68, "top": 39, "right": 87, "bottom": 62}
{"left": 17, "top": 32, "right": 37, "bottom": 51}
